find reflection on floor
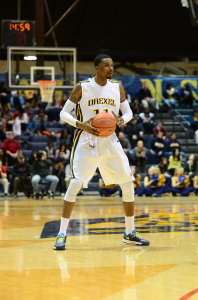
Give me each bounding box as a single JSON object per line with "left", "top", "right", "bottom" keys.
{"left": 1, "top": 195, "right": 198, "bottom": 300}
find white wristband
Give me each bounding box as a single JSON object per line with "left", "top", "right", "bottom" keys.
{"left": 60, "top": 99, "right": 77, "bottom": 127}
{"left": 120, "top": 100, "right": 133, "bottom": 124}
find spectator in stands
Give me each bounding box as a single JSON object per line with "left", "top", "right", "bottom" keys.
{"left": 0, "top": 109, "right": 6, "bottom": 132}
{"left": 8, "top": 112, "right": 21, "bottom": 137}
{"left": 59, "top": 93, "right": 68, "bottom": 110}
{"left": 45, "top": 141, "right": 55, "bottom": 162}
{"left": 158, "top": 157, "right": 169, "bottom": 175}
{"left": 153, "top": 122, "right": 167, "bottom": 140}
{"left": 35, "top": 109, "right": 48, "bottom": 123}
{"left": 55, "top": 143, "right": 70, "bottom": 162}
{"left": 12, "top": 155, "right": 32, "bottom": 198}
{"left": 138, "top": 81, "right": 158, "bottom": 110}
{"left": 168, "top": 148, "right": 182, "bottom": 176}
{"left": 10, "top": 91, "right": 24, "bottom": 110}
{"left": 0, "top": 161, "right": 9, "bottom": 196}
{"left": 139, "top": 166, "right": 166, "bottom": 197}
{"left": 0, "top": 149, "right": 7, "bottom": 165}
{"left": 193, "top": 170, "right": 198, "bottom": 195}
{"left": 125, "top": 116, "right": 144, "bottom": 148}
{"left": 177, "top": 84, "right": 194, "bottom": 107}
{"left": 2, "top": 132, "right": 21, "bottom": 166}
{"left": 139, "top": 108, "right": 155, "bottom": 134}
{"left": 163, "top": 83, "right": 177, "bottom": 108}
{"left": 130, "top": 99, "right": 143, "bottom": 115}
{"left": 24, "top": 114, "right": 36, "bottom": 141}
{"left": 150, "top": 132, "right": 166, "bottom": 163}
{"left": 134, "top": 140, "right": 147, "bottom": 172}
{"left": 24, "top": 90, "right": 38, "bottom": 107}
{"left": 98, "top": 177, "right": 119, "bottom": 197}
{"left": 166, "top": 133, "right": 183, "bottom": 155}
{"left": 31, "top": 152, "right": 59, "bottom": 199}
{"left": 172, "top": 167, "right": 193, "bottom": 196}
{"left": 184, "top": 154, "right": 197, "bottom": 181}
{"left": 45, "top": 94, "right": 60, "bottom": 121}
{"left": 3, "top": 105, "right": 12, "bottom": 130}
{"left": 35, "top": 114, "right": 52, "bottom": 138}
{"left": 57, "top": 129, "right": 72, "bottom": 149}
{"left": 189, "top": 110, "right": 198, "bottom": 143}
{"left": 53, "top": 158, "right": 66, "bottom": 195}
{"left": 0, "top": 82, "right": 10, "bottom": 108}
{"left": 23, "top": 101, "right": 34, "bottom": 116}
{"left": 28, "top": 149, "right": 38, "bottom": 166}
{"left": 131, "top": 167, "right": 142, "bottom": 195}
{"left": 118, "top": 132, "right": 133, "bottom": 163}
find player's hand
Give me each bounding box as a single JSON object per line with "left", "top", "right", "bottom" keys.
{"left": 76, "top": 119, "right": 99, "bottom": 136}
{"left": 112, "top": 111, "right": 124, "bottom": 127}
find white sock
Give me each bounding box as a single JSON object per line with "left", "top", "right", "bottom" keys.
{"left": 59, "top": 217, "right": 70, "bottom": 236}
{"left": 125, "top": 216, "right": 134, "bottom": 234}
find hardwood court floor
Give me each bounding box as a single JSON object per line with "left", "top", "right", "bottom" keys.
{"left": 1, "top": 195, "right": 198, "bottom": 300}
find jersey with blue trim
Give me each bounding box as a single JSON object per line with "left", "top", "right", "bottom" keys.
{"left": 79, "top": 78, "right": 120, "bottom": 122}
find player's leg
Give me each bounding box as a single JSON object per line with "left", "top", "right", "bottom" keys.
{"left": 120, "top": 181, "right": 150, "bottom": 246}
{"left": 53, "top": 178, "right": 82, "bottom": 250}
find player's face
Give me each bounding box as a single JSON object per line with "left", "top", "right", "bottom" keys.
{"left": 96, "top": 58, "right": 114, "bottom": 79}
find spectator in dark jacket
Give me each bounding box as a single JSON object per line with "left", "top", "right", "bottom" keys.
{"left": 12, "top": 155, "right": 32, "bottom": 198}
{"left": 153, "top": 123, "right": 167, "bottom": 139}
{"left": 118, "top": 132, "right": 133, "bottom": 163}
{"left": 165, "top": 133, "right": 185, "bottom": 157}
{"left": 2, "top": 132, "right": 21, "bottom": 166}
{"left": 31, "top": 152, "right": 59, "bottom": 198}
{"left": 138, "top": 81, "right": 157, "bottom": 110}
{"left": 139, "top": 108, "right": 155, "bottom": 134}
{"left": 150, "top": 132, "right": 166, "bottom": 163}
{"left": 125, "top": 116, "right": 144, "bottom": 148}
{"left": 177, "top": 84, "right": 194, "bottom": 107}
{"left": 53, "top": 159, "right": 66, "bottom": 195}
{"left": 189, "top": 110, "right": 198, "bottom": 142}
{"left": 0, "top": 82, "right": 10, "bottom": 108}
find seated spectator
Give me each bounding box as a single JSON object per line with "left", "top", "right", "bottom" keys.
{"left": 131, "top": 167, "right": 142, "bottom": 195}
{"left": 150, "top": 132, "right": 165, "bottom": 163}
{"left": 45, "top": 94, "right": 61, "bottom": 121}
{"left": 0, "top": 161, "right": 9, "bottom": 196}
{"left": 163, "top": 83, "right": 177, "bottom": 108}
{"left": 57, "top": 129, "right": 72, "bottom": 150}
{"left": 23, "top": 101, "right": 34, "bottom": 116}
{"left": 130, "top": 99, "right": 143, "bottom": 115}
{"left": 55, "top": 143, "right": 70, "bottom": 162}
{"left": 172, "top": 167, "right": 193, "bottom": 196}
{"left": 0, "top": 109, "right": 6, "bottom": 132}
{"left": 28, "top": 149, "right": 38, "bottom": 166}
{"left": 184, "top": 154, "right": 197, "bottom": 181}
{"left": 36, "top": 115, "right": 52, "bottom": 138}
{"left": 35, "top": 109, "right": 48, "bottom": 123}
{"left": 59, "top": 93, "right": 68, "bottom": 110}
{"left": 193, "top": 170, "right": 198, "bottom": 195}
{"left": 139, "top": 108, "right": 155, "bottom": 134}
{"left": 2, "top": 132, "right": 21, "bottom": 166}
{"left": 118, "top": 132, "right": 133, "bottom": 163}
{"left": 12, "top": 155, "right": 32, "bottom": 198}
{"left": 0, "top": 82, "right": 10, "bottom": 108}
{"left": 53, "top": 159, "right": 66, "bottom": 195}
{"left": 165, "top": 133, "right": 185, "bottom": 156}
{"left": 139, "top": 167, "right": 166, "bottom": 197}
{"left": 134, "top": 140, "right": 147, "bottom": 172}
{"left": 177, "top": 84, "right": 193, "bottom": 107}
{"left": 0, "top": 149, "right": 7, "bottom": 165}
{"left": 158, "top": 157, "right": 169, "bottom": 175}
{"left": 23, "top": 90, "right": 38, "bottom": 107}
{"left": 3, "top": 105, "right": 12, "bottom": 130}
{"left": 153, "top": 122, "right": 167, "bottom": 140}
{"left": 45, "top": 141, "right": 55, "bottom": 162}
{"left": 10, "top": 91, "right": 24, "bottom": 110}
{"left": 168, "top": 149, "right": 182, "bottom": 176}
{"left": 125, "top": 116, "right": 144, "bottom": 148}
{"left": 24, "top": 114, "right": 36, "bottom": 140}
{"left": 138, "top": 81, "right": 158, "bottom": 110}
{"left": 98, "top": 177, "right": 119, "bottom": 197}
{"left": 8, "top": 112, "right": 21, "bottom": 137}
{"left": 189, "top": 110, "right": 198, "bottom": 142}
{"left": 31, "top": 152, "right": 59, "bottom": 199}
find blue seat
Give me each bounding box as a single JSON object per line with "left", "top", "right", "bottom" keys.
{"left": 32, "top": 135, "right": 49, "bottom": 142}
{"left": 31, "top": 142, "right": 47, "bottom": 150}
{"left": 23, "top": 150, "right": 32, "bottom": 159}
{"left": 46, "top": 122, "right": 62, "bottom": 128}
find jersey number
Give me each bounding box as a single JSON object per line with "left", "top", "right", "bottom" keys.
{"left": 93, "top": 108, "right": 108, "bottom": 114}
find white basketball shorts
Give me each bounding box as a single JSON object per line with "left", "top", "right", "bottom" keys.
{"left": 70, "top": 130, "right": 134, "bottom": 188}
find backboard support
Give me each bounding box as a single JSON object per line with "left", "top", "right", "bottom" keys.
{"left": 7, "top": 46, "right": 77, "bottom": 90}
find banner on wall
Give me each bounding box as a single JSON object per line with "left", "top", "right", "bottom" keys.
{"left": 79, "top": 75, "right": 198, "bottom": 101}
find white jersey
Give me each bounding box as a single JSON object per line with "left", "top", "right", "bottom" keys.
{"left": 77, "top": 77, "right": 120, "bottom": 122}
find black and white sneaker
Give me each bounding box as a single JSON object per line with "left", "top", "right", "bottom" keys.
{"left": 123, "top": 230, "right": 150, "bottom": 246}
{"left": 53, "top": 233, "right": 67, "bottom": 250}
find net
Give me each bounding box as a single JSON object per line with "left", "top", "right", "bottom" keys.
{"left": 37, "top": 80, "right": 57, "bottom": 103}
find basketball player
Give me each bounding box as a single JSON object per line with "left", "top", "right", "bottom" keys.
{"left": 53, "top": 54, "right": 150, "bottom": 250}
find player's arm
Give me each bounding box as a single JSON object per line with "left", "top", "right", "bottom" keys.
{"left": 112, "top": 83, "right": 133, "bottom": 127}
{"left": 60, "top": 83, "right": 99, "bottom": 136}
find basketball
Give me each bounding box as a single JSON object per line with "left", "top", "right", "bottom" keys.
{"left": 91, "top": 112, "right": 116, "bottom": 137}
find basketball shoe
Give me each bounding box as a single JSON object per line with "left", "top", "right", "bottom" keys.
{"left": 53, "top": 233, "right": 67, "bottom": 250}
{"left": 122, "top": 230, "right": 150, "bottom": 246}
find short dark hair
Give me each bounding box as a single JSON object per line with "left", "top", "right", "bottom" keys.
{"left": 37, "top": 152, "right": 43, "bottom": 160}
{"left": 94, "top": 54, "right": 112, "bottom": 67}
